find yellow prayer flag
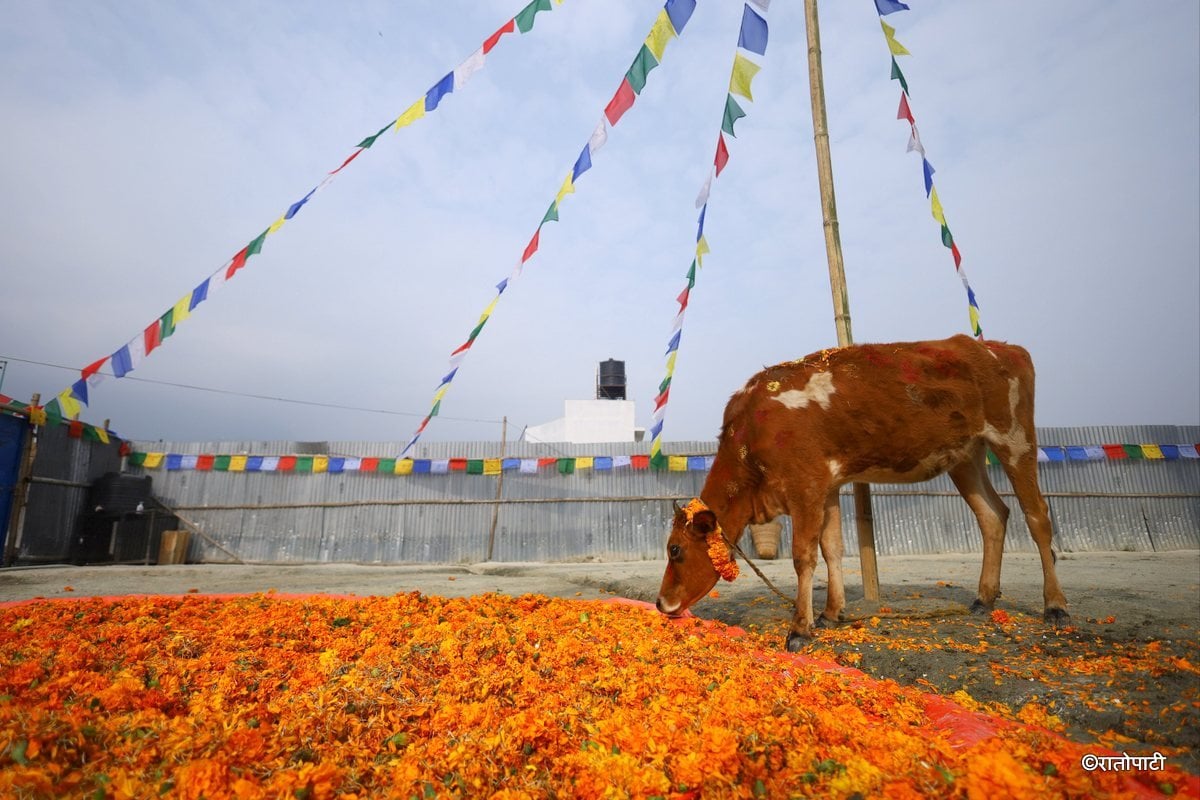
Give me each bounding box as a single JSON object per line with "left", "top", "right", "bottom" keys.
{"left": 313, "top": 456, "right": 329, "bottom": 473}
{"left": 1141, "top": 444, "right": 1165, "bottom": 460}
{"left": 576, "top": 457, "right": 594, "bottom": 470}
{"left": 230, "top": 455, "right": 248, "bottom": 472}
{"left": 477, "top": 296, "right": 499, "bottom": 325}
{"left": 394, "top": 99, "right": 425, "bottom": 131}
{"left": 395, "top": 458, "right": 414, "bottom": 475}
{"left": 881, "top": 20, "right": 910, "bottom": 56}
{"left": 172, "top": 295, "right": 192, "bottom": 326}
{"left": 645, "top": 9, "right": 676, "bottom": 60}
{"left": 95, "top": 427, "right": 110, "bottom": 444}
{"left": 968, "top": 305, "right": 981, "bottom": 333}
{"left": 696, "top": 235, "right": 710, "bottom": 267}
{"left": 668, "top": 455, "right": 688, "bottom": 472}
{"left": 650, "top": 439, "right": 662, "bottom": 457}
{"left": 57, "top": 389, "right": 82, "bottom": 420}
{"left": 665, "top": 351, "right": 677, "bottom": 375}
{"left": 483, "top": 458, "right": 502, "bottom": 475}
{"left": 144, "top": 452, "right": 165, "bottom": 469}
{"left": 555, "top": 173, "right": 575, "bottom": 205}
{"left": 433, "top": 385, "right": 449, "bottom": 404}
{"left": 267, "top": 215, "right": 287, "bottom": 235}
{"left": 930, "top": 187, "right": 946, "bottom": 225}
{"left": 729, "top": 54, "right": 761, "bottom": 101}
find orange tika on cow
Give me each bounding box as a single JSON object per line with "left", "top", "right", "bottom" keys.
{"left": 656, "top": 334, "right": 1070, "bottom": 652}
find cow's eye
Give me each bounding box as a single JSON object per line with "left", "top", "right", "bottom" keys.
{"left": 669, "top": 544, "right": 682, "bottom": 560}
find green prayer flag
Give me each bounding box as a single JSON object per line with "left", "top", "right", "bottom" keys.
{"left": 940, "top": 224, "right": 954, "bottom": 248}
{"left": 557, "top": 458, "right": 575, "bottom": 474}
{"left": 296, "top": 456, "right": 313, "bottom": 473}
{"left": 985, "top": 449, "right": 999, "bottom": 466}
{"left": 429, "top": 401, "right": 441, "bottom": 418}
{"left": 246, "top": 229, "right": 268, "bottom": 257}
{"left": 721, "top": 94, "right": 746, "bottom": 137}
{"left": 378, "top": 458, "right": 396, "bottom": 473}
{"left": 357, "top": 123, "right": 392, "bottom": 149}
{"left": 129, "top": 452, "right": 147, "bottom": 467}
{"left": 625, "top": 44, "right": 659, "bottom": 95}
{"left": 159, "top": 309, "right": 176, "bottom": 340}
{"left": 44, "top": 399, "right": 63, "bottom": 423}
{"left": 890, "top": 57, "right": 908, "bottom": 95}
{"left": 541, "top": 202, "right": 559, "bottom": 225}
{"left": 650, "top": 451, "right": 667, "bottom": 471}
{"left": 467, "top": 318, "right": 487, "bottom": 342}
{"left": 467, "top": 459, "right": 484, "bottom": 475}
{"left": 1122, "top": 444, "right": 1145, "bottom": 460}
{"left": 515, "top": 0, "right": 552, "bottom": 33}
{"left": 659, "top": 375, "right": 672, "bottom": 394}
{"left": 686, "top": 260, "right": 696, "bottom": 288}
{"left": 214, "top": 455, "right": 231, "bottom": 471}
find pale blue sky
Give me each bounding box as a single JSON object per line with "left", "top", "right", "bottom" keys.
{"left": 1, "top": 1, "right": 1197, "bottom": 444}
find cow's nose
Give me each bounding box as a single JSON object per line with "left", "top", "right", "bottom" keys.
{"left": 656, "top": 596, "right": 680, "bottom": 615}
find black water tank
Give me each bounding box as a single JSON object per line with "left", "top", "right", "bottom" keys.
{"left": 598, "top": 359, "right": 626, "bottom": 400}
{"left": 87, "top": 472, "right": 152, "bottom": 515}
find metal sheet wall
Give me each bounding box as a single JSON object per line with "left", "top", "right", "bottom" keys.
{"left": 125, "top": 427, "right": 1199, "bottom": 564}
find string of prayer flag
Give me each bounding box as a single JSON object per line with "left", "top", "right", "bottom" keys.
{"left": 402, "top": 0, "right": 696, "bottom": 456}
{"left": 44, "top": 0, "right": 573, "bottom": 423}
{"left": 873, "top": 0, "right": 983, "bottom": 339}
{"left": 650, "top": 2, "right": 769, "bottom": 470}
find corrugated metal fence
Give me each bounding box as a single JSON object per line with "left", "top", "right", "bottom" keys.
{"left": 127, "top": 426, "right": 1199, "bottom": 564}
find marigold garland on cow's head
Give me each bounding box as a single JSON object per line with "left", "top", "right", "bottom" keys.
{"left": 684, "top": 497, "right": 739, "bottom": 581}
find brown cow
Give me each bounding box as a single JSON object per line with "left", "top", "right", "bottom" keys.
{"left": 656, "top": 334, "right": 1070, "bottom": 652}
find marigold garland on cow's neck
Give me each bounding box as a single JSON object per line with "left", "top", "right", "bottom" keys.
{"left": 684, "top": 497, "right": 739, "bottom": 581}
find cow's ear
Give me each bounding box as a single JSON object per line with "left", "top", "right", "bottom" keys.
{"left": 690, "top": 509, "right": 718, "bottom": 536}
{"left": 672, "top": 499, "right": 683, "bottom": 515}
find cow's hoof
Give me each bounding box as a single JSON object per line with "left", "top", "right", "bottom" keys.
{"left": 969, "top": 599, "right": 993, "bottom": 616}
{"left": 785, "top": 631, "right": 812, "bottom": 652}
{"left": 1044, "top": 607, "right": 1071, "bottom": 628}
{"left": 814, "top": 615, "right": 836, "bottom": 629}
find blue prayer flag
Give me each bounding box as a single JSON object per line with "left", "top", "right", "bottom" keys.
{"left": 665, "top": 330, "right": 681, "bottom": 354}
{"left": 923, "top": 159, "right": 935, "bottom": 197}
{"left": 665, "top": 0, "right": 696, "bottom": 34}
{"left": 285, "top": 187, "right": 317, "bottom": 220}
{"left": 650, "top": 420, "right": 664, "bottom": 439}
{"left": 166, "top": 454, "right": 183, "bottom": 471}
{"left": 71, "top": 379, "right": 88, "bottom": 406}
{"left": 737, "top": 5, "right": 768, "bottom": 56}
{"left": 687, "top": 456, "right": 706, "bottom": 471}
{"left": 246, "top": 456, "right": 263, "bottom": 471}
{"left": 111, "top": 346, "right": 133, "bottom": 378}
{"left": 425, "top": 73, "right": 454, "bottom": 111}
{"left": 328, "top": 458, "right": 345, "bottom": 474}
{"left": 874, "top": 0, "right": 910, "bottom": 15}
{"left": 594, "top": 457, "right": 613, "bottom": 471}
{"left": 572, "top": 145, "right": 592, "bottom": 181}
{"left": 1066, "top": 446, "right": 1089, "bottom": 461}
{"left": 190, "top": 279, "right": 209, "bottom": 312}
{"left": 413, "top": 459, "right": 432, "bottom": 473}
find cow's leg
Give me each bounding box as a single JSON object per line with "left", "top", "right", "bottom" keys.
{"left": 816, "top": 489, "right": 845, "bottom": 626}
{"left": 785, "top": 496, "right": 827, "bottom": 652}
{"left": 1000, "top": 452, "right": 1071, "bottom": 626}
{"left": 948, "top": 447, "right": 1010, "bottom": 614}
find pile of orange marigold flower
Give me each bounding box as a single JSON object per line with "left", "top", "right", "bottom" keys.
{"left": 0, "top": 593, "right": 1192, "bottom": 799}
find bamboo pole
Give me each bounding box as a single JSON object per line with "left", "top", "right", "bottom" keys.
{"left": 803, "top": 0, "right": 880, "bottom": 601}
{"left": 486, "top": 416, "right": 507, "bottom": 560}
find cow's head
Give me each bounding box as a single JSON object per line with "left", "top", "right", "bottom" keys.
{"left": 656, "top": 499, "right": 737, "bottom": 617}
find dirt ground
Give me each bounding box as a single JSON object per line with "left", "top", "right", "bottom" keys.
{"left": 3, "top": 550, "right": 1198, "bottom": 775}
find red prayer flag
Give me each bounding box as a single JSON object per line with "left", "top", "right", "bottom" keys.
{"left": 1101, "top": 444, "right": 1128, "bottom": 460}
{"left": 714, "top": 133, "right": 730, "bottom": 177}
{"left": 522, "top": 229, "right": 541, "bottom": 263}
{"left": 631, "top": 455, "right": 650, "bottom": 470}
{"left": 654, "top": 387, "right": 670, "bottom": 410}
{"left": 449, "top": 458, "right": 468, "bottom": 471}
{"left": 951, "top": 242, "right": 962, "bottom": 268}
{"left": 196, "top": 454, "right": 215, "bottom": 471}
{"left": 225, "top": 247, "right": 249, "bottom": 281}
{"left": 897, "top": 92, "right": 914, "bottom": 124}
{"left": 278, "top": 456, "right": 298, "bottom": 471}
{"left": 483, "top": 19, "right": 515, "bottom": 54}
{"left": 360, "top": 457, "right": 380, "bottom": 472}
{"left": 82, "top": 357, "right": 107, "bottom": 380}
{"left": 677, "top": 287, "right": 690, "bottom": 309}
{"left": 604, "top": 78, "right": 636, "bottom": 126}
{"left": 143, "top": 320, "right": 162, "bottom": 355}
{"left": 68, "top": 420, "right": 83, "bottom": 439}
{"left": 537, "top": 457, "right": 557, "bottom": 467}
{"left": 329, "top": 148, "right": 363, "bottom": 176}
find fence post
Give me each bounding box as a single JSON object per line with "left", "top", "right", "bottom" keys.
{"left": 486, "top": 416, "right": 507, "bottom": 561}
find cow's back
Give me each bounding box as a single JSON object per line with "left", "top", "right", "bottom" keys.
{"left": 719, "top": 335, "right": 1036, "bottom": 486}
